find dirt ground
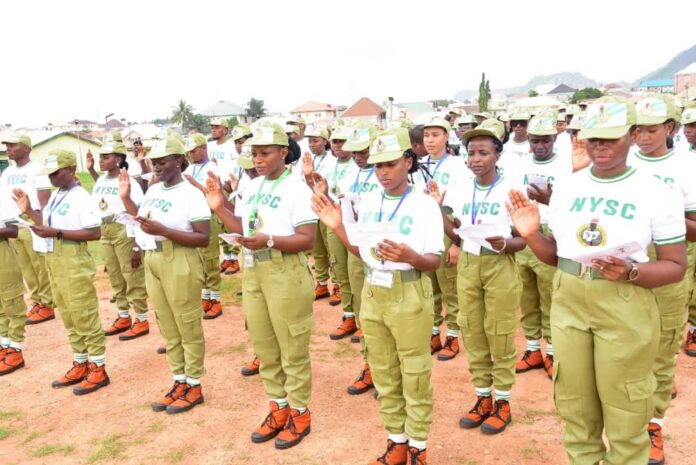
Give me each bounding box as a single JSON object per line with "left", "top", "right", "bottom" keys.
{"left": 1, "top": 264, "right": 695, "bottom": 465}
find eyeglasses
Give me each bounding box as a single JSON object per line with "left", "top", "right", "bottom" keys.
{"left": 511, "top": 120, "right": 528, "bottom": 127}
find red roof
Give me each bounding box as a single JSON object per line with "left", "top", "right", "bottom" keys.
{"left": 290, "top": 101, "right": 338, "bottom": 113}
{"left": 341, "top": 97, "right": 385, "bottom": 117}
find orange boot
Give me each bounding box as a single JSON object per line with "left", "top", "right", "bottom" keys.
{"left": 409, "top": 447, "right": 427, "bottom": 465}
{"left": 0, "top": 348, "right": 25, "bottom": 376}
{"left": 26, "top": 304, "right": 55, "bottom": 325}
{"left": 515, "top": 350, "right": 544, "bottom": 373}
{"left": 52, "top": 361, "right": 89, "bottom": 388}
{"left": 224, "top": 259, "right": 240, "bottom": 275}
{"left": 481, "top": 399, "right": 512, "bottom": 434}
{"left": 350, "top": 328, "right": 363, "bottom": 344}
{"left": 251, "top": 401, "right": 290, "bottom": 443}
{"left": 119, "top": 319, "right": 150, "bottom": 341}
{"left": 648, "top": 422, "right": 665, "bottom": 465}
{"left": 330, "top": 316, "right": 357, "bottom": 340}
{"left": 543, "top": 354, "right": 554, "bottom": 379}
{"left": 328, "top": 285, "right": 341, "bottom": 306}
{"left": 459, "top": 395, "right": 493, "bottom": 429}
{"left": 347, "top": 364, "right": 374, "bottom": 395}
{"left": 104, "top": 316, "right": 132, "bottom": 336}
{"left": 369, "top": 440, "right": 408, "bottom": 465}
{"left": 241, "top": 356, "right": 260, "bottom": 376}
{"left": 151, "top": 381, "right": 188, "bottom": 412}
{"left": 203, "top": 299, "right": 223, "bottom": 319}
{"left": 315, "top": 282, "right": 330, "bottom": 300}
{"left": 166, "top": 384, "right": 204, "bottom": 414}
{"left": 685, "top": 327, "right": 696, "bottom": 357}
{"left": 430, "top": 334, "right": 442, "bottom": 354}
{"left": 437, "top": 336, "right": 459, "bottom": 361}
{"left": 275, "top": 408, "right": 311, "bottom": 449}
{"left": 73, "top": 363, "right": 110, "bottom": 395}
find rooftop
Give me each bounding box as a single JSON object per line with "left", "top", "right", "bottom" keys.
{"left": 342, "top": 97, "right": 385, "bottom": 118}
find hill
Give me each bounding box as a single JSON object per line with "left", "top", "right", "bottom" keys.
{"left": 635, "top": 44, "right": 696, "bottom": 84}
{"left": 454, "top": 71, "right": 601, "bottom": 101}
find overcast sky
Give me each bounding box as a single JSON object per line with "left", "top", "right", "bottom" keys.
{"left": 2, "top": 0, "right": 695, "bottom": 127}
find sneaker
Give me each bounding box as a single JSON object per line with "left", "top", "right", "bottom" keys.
{"left": 156, "top": 345, "right": 167, "bottom": 354}
{"left": 408, "top": 447, "right": 427, "bottom": 465}
{"left": 459, "top": 395, "right": 493, "bottom": 429}
{"left": 52, "top": 361, "right": 89, "bottom": 388}
{"left": 328, "top": 285, "right": 341, "bottom": 306}
{"left": 119, "top": 320, "right": 150, "bottom": 341}
{"left": 104, "top": 316, "right": 132, "bottom": 336}
{"left": 648, "top": 422, "right": 665, "bottom": 465}
{"left": 151, "top": 381, "right": 188, "bottom": 412}
{"left": 224, "top": 259, "right": 240, "bottom": 275}
{"left": 430, "top": 334, "right": 443, "bottom": 354}
{"left": 544, "top": 354, "right": 554, "bottom": 379}
{"left": 166, "top": 384, "right": 204, "bottom": 414}
{"left": 686, "top": 328, "right": 696, "bottom": 357}
{"left": 0, "top": 349, "right": 25, "bottom": 376}
{"left": 73, "top": 363, "right": 110, "bottom": 395}
{"left": 481, "top": 399, "right": 512, "bottom": 434}
{"left": 369, "top": 440, "right": 408, "bottom": 465}
{"left": 350, "top": 328, "right": 363, "bottom": 344}
{"left": 515, "top": 350, "right": 544, "bottom": 373}
{"left": 330, "top": 316, "right": 357, "bottom": 340}
{"left": 241, "top": 356, "right": 260, "bottom": 377}
{"left": 347, "top": 364, "right": 374, "bottom": 395}
{"left": 251, "top": 401, "right": 291, "bottom": 443}
{"left": 437, "top": 336, "right": 459, "bottom": 361}
{"left": 315, "top": 283, "right": 330, "bottom": 300}
{"left": 275, "top": 408, "right": 311, "bottom": 449}
{"left": 203, "top": 300, "right": 223, "bottom": 320}
{"left": 25, "top": 305, "right": 55, "bottom": 325}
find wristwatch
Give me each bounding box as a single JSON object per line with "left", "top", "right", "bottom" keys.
{"left": 627, "top": 263, "right": 639, "bottom": 281}
{"left": 132, "top": 246, "right": 141, "bottom": 253}
{"left": 267, "top": 235, "right": 274, "bottom": 248}
{"left": 56, "top": 230, "right": 63, "bottom": 240}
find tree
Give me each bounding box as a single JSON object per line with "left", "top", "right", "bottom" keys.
{"left": 571, "top": 87, "right": 603, "bottom": 104}
{"left": 429, "top": 99, "right": 454, "bottom": 110}
{"left": 478, "top": 72, "right": 491, "bottom": 112}
{"left": 245, "top": 98, "right": 267, "bottom": 120}
{"left": 225, "top": 116, "right": 239, "bottom": 129}
{"left": 528, "top": 90, "right": 539, "bottom": 97}
{"left": 170, "top": 99, "right": 194, "bottom": 132}
{"left": 189, "top": 114, "right": 210, "bottom": 133}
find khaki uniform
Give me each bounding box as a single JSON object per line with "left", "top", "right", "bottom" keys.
{"left": 12, "top": 227, "right": 54, "bottom": 307}
{"left": 327, "top": 229, "right": 353, "bottom": 313}
{"left": 0, "top": 239, "right": 27, "bottom": 342}
{"left": 429, "top": 234, "right": 459, "bottom": 331}
{"left": 100, "top": 220, "right": 147, "bottom": 314}
{"left": 312, "top": 222, "right": 333, "bottom": 283}
{"left": 199, "top": 214, "right": 223, "bottom": 293}
{"left": 244, "top": 249, "right": 314, "bottom": 407}
{"left": 516, "top": 246, "right": 555, "bottom": 343}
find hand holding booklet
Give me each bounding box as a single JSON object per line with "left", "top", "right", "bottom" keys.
{"left": 570, "top": 242, "right": 642, "bottom": 265}
{"left": 454, "top": 223, "right": 510, "bottom": 253}
{"left": 345, "top": 221, "right": 399, "bottom": 248}
{"left": 219, "top": 233, "right": 243, "bottom": 246}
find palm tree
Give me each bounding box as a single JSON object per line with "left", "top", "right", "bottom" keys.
{"left": 170, "top": 99, "right": 194, "bottom": 132}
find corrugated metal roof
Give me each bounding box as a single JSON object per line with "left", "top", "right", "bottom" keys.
{"left": 200, "top": 100, "right": 246, "bottom": 117}
{"left": 342, "top": 97, "right": 385, "bottom": 117}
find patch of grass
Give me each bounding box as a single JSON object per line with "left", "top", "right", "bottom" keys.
{"left": 77, "top": 172, "right": 96, "bottom": 193}
{"left": 332, "top": 341, "right": 358, "bottom": 359}
{"left": 87, "top": 434, "right": 127, "bottom": 463}
{"left": 220, "top": 275, "right": 243, "bottom": 305}
{"left": 22, "top": 431, "right": 41, "bottom": 444}
{"left": 147, "top": 421, "right": 164, "bottom": 433}
{"left": 0, "top": 426, "right": 16, "bottom": 440}
{"left": 0, "top": 411, "right": 21, "bottom": 421}
{"left": 168, "top": 449, "right": 185, "bottom": 463}
{"left": 31, "top": 444, "right": 75, "bottom": 458}
{"left": 521, "top": 446, "right": 544, "bottom": 459}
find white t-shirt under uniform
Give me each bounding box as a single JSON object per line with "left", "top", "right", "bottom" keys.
{"left": 92, "top": 174, "right": 145, "bottom": 218}
{"left": 138, "top": 180, "right": 211, "bottom": 241}
{"left": 0, "top": 161, "right": 51, "bottom": 216}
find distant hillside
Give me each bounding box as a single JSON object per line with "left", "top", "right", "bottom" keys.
{"left": 454, "top": 71, "right": 601, "bottom": 101}
{"left": 636, "top": 44, "right": 696, "bottom": 84}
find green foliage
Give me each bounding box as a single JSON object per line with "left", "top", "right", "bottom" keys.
{"left": 189, "top": 114, "right": 211, "bottom": 133}
{"left": 478, "top": 72, "right": 491, "bottom": 112}
{"left": 245, "top": 98, "right": 267, "bottom": 120}
{"left": 170, "top": 100, "right": 195, "bottom": 132}
{"left": 225, "top": 116, "right": 239, "bottom": 129}
{"left": 571, "top": 87, "right": 604, "bottom": 103}
{"left": 528, "top": 90, "right": 539, "bottom": 97}
{"left": 429, "top": 99, "right": 454, "bottom": 109}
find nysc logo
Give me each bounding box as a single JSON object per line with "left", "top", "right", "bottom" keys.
{"left": 576, "top": 218, "right": 606, "bottom": 247}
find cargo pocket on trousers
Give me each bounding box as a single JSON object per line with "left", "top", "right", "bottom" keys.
{"left": 625, "top": 375, "right": 656, "bottom": 423}
{"left": 181, "top": 309, "right": 204, "bottom": 342}
{"left": 287, "top": 315, "right": 313, "bottom": 363}
{"left": 660, "top": 314, "right": 685, "bottom": 352}
{"left": 402, "top": 354, "right": 432, "bottom": 394}
{"left": 493, "top": 318, "right": 517, "bottom": 357}
{"left": 553, "top": 362, "right": 583, "bottom": 419}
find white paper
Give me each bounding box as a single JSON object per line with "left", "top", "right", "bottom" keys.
{"left": 345, "top": 221, "right": 399, "bottom": 247}
{"left": 219, "top": 232, "right": 243, "bottom": 246}
{"left": 115, "top": 213, "right": 140, "bottom": 228}
{"left": 369, "top": 269, "right": 394, "bottom": 288}
{"left": 134, "top": 229, "right": 157, "bottom": 250}
{"left": 570, "top": 242, "right": 643, "bottom": 265}
{"left": 454, "top": 223, "right": 509, "bottom": 252}
{"left": 339, "top": 193, "right": 359, "bottom": 225}
{"left": 527, "top": 174, "right": 548, "bottom": 187}
{"left": 31, "top": 233, "right": 53, "bottom": 253}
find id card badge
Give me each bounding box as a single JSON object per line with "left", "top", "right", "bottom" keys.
{"left": 369, "top": 269, "right": 394, "bottom": 288}
{"left": 243, "top": 249, "right": 255, "bottom": 268}
{"left": 44, "top": 238, "right": 54, "bottom": 253}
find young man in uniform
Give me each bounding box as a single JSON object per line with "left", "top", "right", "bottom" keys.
{"left": 501, "top": 110, "right": 531, "bottom": 175}
{"left": 682, "top": 103, "right": 696, "bottom": 358}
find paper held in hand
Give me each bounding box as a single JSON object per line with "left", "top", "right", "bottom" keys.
{"left": 570, "top": 242, "right": 642, "bottom": 265}
{"left": 345, "top": 221, "right": 399, "bottom": 248}
{"left": 454, "top": 223, "right": 510, "bottom": 254}
{"left": 219, "top": 233, "right": 243, "bottom": 246}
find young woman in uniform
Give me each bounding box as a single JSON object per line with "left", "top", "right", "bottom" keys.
{"left": 133, "top": 136, "right": 210, "bottom": 414}
{"left": 312, "top": 127, "right": 443, "bottom": 465}
{"left": 507, "top": 97, "right": 687, "bottom": 465}
{"left": 92, "top": 143, "right": 150, "bottom": 341}
{"left": 629, "top": 94, "right": 696, "bottom": 464}
{"left": 430, "top": 119, "right": 525, "bottom": 435}
{"left": 681, "top": 102, "right": 696, "bottom": 357}
{"left": 205, "top": 121, "right": 317, "bottom": 449}
{"left": 15, "top": 150, "right": 109, "bottom": 395}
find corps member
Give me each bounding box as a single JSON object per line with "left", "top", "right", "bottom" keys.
{"left": 431, "top": 119, "right": 525, "bottom": 435}
{"left": 312, "top": 128, "right": 443, "bottom": 465}
{"left": 682, "top": 102, "right": 696, "bottom": 358}
{"left": 507, "top": 97, "right": 687, "bottom": 465}
{"left": 92, "top": 143, "right": 149, "bottom": 341}
{"left": 0, "top": 133, "right": 55, "bottom": 325}
{"left": 135, "top": 136, "right": 210, "bottom": 414}
{"left": 15, "top": 150, "right": 109, "bottom": 395}
{"left": 205, "top": 121, "right": 317, "bottom": 449}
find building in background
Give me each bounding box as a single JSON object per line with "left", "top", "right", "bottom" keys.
{"left": 341, "top": 97, "right": 386, "bottom": 125}
{"left": 200, "top": 100, "right": 251, "bottom": 124}
{"left": 289, "top": 101, "right": 340, "bottom": 124}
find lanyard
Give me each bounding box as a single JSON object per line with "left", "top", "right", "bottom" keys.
{"left": 471, "top": 175, "right": 499, "bottom": 225}
{"left": 313, "top": 153, "right": 327, "bottom": 172}
{"left": 426, "top": 152, "right": 448, "bottom": 181}
{"left": 191, "top": 160, "right": 210, "bottom": 181}
{"left": 378, "top": 186, "right": 410, "bottom": 223}
{"left": 247, "top": 169, "right": 290, "bottom": 235}
{"left": 332, "top": 160, "right": 352, "bottom": 190}
{"left": 47, "top": 184, "right": 76, "bottom": 227}
{"left": 351, "top": 167, "right": 374, "bottom": 194}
